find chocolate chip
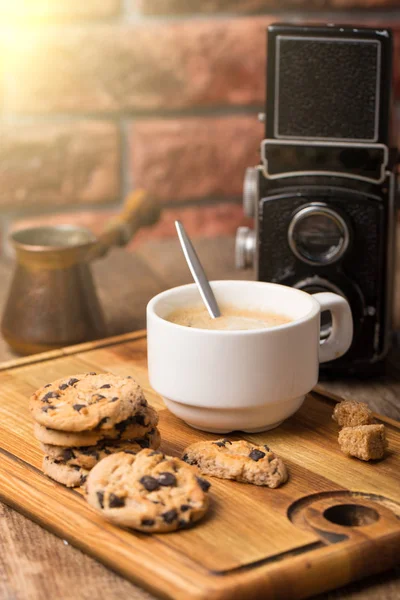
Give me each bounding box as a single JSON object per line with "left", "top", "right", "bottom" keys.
{"left": 89, "top": 372, "right": 97, "bottom": 376}
{"left": 108, "top": 494, "right": 125, "bottom": 508}
{"left": 126, "top": 376, "right": 133, "bottom": 379}
{"left": 158, "top": 472, "right": 176, "bottom": 487}
{"left": 44, "top": 384, "right": 51, "bottom": 388}
{"left": 111, "top": 397, "right": 118, "bottom": 402}
{"left": 178, "top": 519, "right": 190, "bottom": 529}
{"left": 213, "top": 441, "right": 226, "bottom": 448}
{"left": 68, "top": 378, "right": 79, "bottom": 386}
{"left": 196, "top": 477, "right": 211, "bottom": 492}
{"left": 180, "top": 504, "right": 191, "bottom": 512}
{"left": 249, "top": 449, "right": 266, "bottom": 462}
{"left": 92, "top": 394, "right": 106, "bottom": 402}
{"left": 72, "top": 465, "right": 81, "bottom": 471}
{"left": 59, "top": 383, "right": 69, "bottom": 391}
{"left": 139, "top": 398, "right": 148, "bottom": 407}
{"left": 80, "top": 475, "right": 87, "bottom": 485}
{"left": 62, "top": 449, "right": 75, "bottom": 461}
{"left": 223, "top": 438, "right": 232, "bottom": 445}
{"left": 100, "top": 384, "right": 111, "bottom": 389}
{"left": 115, "top": 419, "right": 128, "bottom": 433}
{"left": 140, "top": 476, "right": 159, "bottom": 491}
{"left": 97, "top": 491, "right": 105, "bottom": 508}
{"left": 73, "top": 404, "right": 86, "bottom": 412}
{"left": 123, "top": 450, "right": 136, "bottom": 455}
{"left": 134, "top": 413, "right": 146, "bottom": 426}
{"left": 79, "top": 447, "right": 99, "bottom": 459}
{"left": 42, "top": 391, "right": 60, "bottom": 402}
{"left": 141, "top": 518, "right": 155, "bottom": 527}
{"left": 97, "top": 417, "right": 109, "bottom": 428}
{"left": 162, "top": 509, "right": 178, "bottom": 524}
{"left": 182, "top": 454, "right": 197, "bottom": 466}
{"left": 136, "top": 437, "right": 150, "bottom": 449}
{"left": 264, "top": 444, "right": 270, "bottom": 451}
{"left": 42, "top": 405, "right": 57, "bottom": 412}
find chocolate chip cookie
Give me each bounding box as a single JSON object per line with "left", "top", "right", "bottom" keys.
{"left": 41, "top": 428, "right": 161, "bottom": 470}
{"left": 34, "top": 404, "right": 159, "bottom": 447}
{"left": 86, "top": 449, "right": 211, "bottom": 532}
{"left": 30, "top": 373, "right": 147, "bottom": 432}
{"left": 182, "top": 439, "right": 288, "bottom": 488}
{"left": 43, "top": 456, "right": 90, "bottom": 488}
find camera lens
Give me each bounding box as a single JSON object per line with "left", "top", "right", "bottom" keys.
{"left": 288, "top": 205, "right": 349, "bottom": 265}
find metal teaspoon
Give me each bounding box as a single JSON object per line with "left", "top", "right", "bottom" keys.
{"left": 175, "top": 220, "right": 221, "bottom": 319}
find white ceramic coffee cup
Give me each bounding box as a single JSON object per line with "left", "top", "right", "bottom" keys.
{"left": 147, "top": 281, "right": 353, "bottom": 433}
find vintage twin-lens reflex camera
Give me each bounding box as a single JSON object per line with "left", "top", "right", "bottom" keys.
{"left": 236, "top": 23, "right": 398, "bottom": 375}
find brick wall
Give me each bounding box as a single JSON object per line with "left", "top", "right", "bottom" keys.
{"left": 1, "top": 1, "right": 400, "bottom": 251}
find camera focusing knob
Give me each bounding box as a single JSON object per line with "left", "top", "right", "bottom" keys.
{"left": 235, "top": 227, "right": 256, "bottom": 269}
{"left": 243, "top": 167, "right": 259, "bottom": 218}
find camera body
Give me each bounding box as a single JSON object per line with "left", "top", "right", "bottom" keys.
{"left": 236, "top": 23, "right": 398, "bottom": 374}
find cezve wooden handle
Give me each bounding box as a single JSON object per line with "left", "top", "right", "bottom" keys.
{"left": 89, "top": 190, "right": 161, "bottom": 260}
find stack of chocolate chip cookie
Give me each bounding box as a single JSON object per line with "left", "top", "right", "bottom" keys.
{"left": 29, "top": 372, "right": 160, "bottom": 487}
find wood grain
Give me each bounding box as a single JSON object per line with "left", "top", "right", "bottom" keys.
{"left": 0, "top": 334, "right": 399, "bottom": 600}
{"left": 1, "top": 235, "right": 400, "bottom": 600}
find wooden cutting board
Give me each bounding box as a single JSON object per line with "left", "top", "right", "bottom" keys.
{"left": 0, "top": 331, "right": 399, "bottom": 600}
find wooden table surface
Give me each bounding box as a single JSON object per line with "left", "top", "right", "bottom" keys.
{"left": 0, "top": 236, "right": 399, "bottom": 600}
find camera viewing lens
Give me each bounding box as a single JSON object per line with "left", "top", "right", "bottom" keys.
{"left": 288, "top": 205, "right": 349, "bottom": 265}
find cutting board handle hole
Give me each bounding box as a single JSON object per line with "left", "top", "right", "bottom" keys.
{"left": 323, "top": 504, "right": 380, "bottom": 527}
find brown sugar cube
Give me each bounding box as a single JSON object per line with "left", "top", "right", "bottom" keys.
{"left": 338, "top": 424, "right": 387, "bottom": 461}
{"left": 333, "top": 400, "right": 374, "bottom": 428}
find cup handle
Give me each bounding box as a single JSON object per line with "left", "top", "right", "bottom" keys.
{"left": 312, "top": 292, "right": 353, "bottom": 364}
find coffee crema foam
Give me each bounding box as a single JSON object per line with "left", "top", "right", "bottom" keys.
{"left": 165, "top": 305, "right": 292, "bottom": 331}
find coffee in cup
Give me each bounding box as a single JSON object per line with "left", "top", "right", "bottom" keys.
{"left": 166, "top": 305, "right": 292, "bottom": 331}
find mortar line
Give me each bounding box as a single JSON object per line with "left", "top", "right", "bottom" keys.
{"left": 123, "top": 8, "right": 400, "bottom": 24}
{"left": 120, "top": 118, "right": 134, "bottom": 199}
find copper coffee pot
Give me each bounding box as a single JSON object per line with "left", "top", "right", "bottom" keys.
{"left": 1, "top": 190, "right": 160, "bottom": 355}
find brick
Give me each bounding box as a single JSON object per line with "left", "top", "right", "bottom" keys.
{"left": 130, "top": 115, "right": 263, "bottom": 202}
{"left": 0, "top": 122, "right": 120, "bottom": 208}
{"left": 9, "top": 203, "right": 251, "bottom": 250}
{"left": 3, "top": 18, "right": 271, "bottom": 113}
{"left": 133, "top": 0, "right": 400, "bottom": 14}
{"left": 330, "top": 0, "right": 399, "bottom": 6}
{"left": 0, "top": 1, "right": 120, "bottom": 21}
{"left": 133, "top": 0, "right": 265, "bottom": 13}
{"left": 393, "top": 28, "right": 400, "bottom": 99}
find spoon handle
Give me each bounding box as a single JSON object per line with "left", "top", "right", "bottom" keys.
{"left": 175, "top": 221, "right": 221, "bottom": 319}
